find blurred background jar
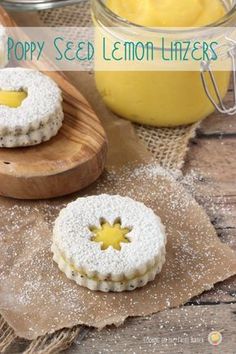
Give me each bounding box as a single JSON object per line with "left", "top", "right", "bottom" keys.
{"left": 1, "top": 0, "right": 83, "bottom": 11}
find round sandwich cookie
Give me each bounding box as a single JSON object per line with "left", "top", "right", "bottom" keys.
{"left": 52, "top": 194, "right": 166, "bottom": 292}
{"left": 0, "top": 68, "right": 63, "bottom": 147}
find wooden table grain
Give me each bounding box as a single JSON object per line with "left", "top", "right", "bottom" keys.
{"left": 64, "top": 86, "right": 236, "bottom": 354}
{"left": 5, "top": 86, "right": 236, "bottom": 354}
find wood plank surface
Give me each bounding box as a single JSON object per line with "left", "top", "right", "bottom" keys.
{"left": 1, "top": 7, "right": 236, "bottom": 352}
{"left": 6, "top": 304, "right": 236, "bottom": 354}
{"left": 199, "top": 80, "right": 236, "bottom": 136}
{"left": 64, "top": 304, "right": 236, "bottom": 354}
{"left": 4, "top": 90, "right": 236, "bottom": 354}
{"left": 62, "top": 96, "right": 236, "bottom": 354}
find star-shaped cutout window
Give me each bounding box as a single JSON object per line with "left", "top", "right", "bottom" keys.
{"left": 90, "top": 218, "right": 131, "bottom": 251}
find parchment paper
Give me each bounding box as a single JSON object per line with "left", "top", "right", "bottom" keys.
{"left": 0, "top": 70, "right": 236, "bottom": 340}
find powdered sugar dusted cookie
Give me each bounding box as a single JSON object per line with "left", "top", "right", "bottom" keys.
{"left": 0, "top": 68, "right": 63, "bottom": 147}
{"left": 52, "top": 194, "right": 166, "bottom": 292}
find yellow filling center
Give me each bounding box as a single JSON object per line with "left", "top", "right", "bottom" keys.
{"left": 0, "top": 91, "right": 27, "bottom": 108}
{"left": 60, "top": 252, "right": 157, "bottom": 282}
{"left": 95, "top": 0, "right": 228, "bottom": 127}
{"left": 106, "top": 0, "right": 226, "bottom": 27}
{"left": 90, "top": 220, "right": 131, "bottom": 250}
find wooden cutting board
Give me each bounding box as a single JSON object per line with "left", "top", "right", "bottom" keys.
{"left": 0, "top": 7, "right": 107, "bottom": 199}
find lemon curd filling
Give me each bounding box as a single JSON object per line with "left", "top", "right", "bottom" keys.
{"left": 95, "top": 0, "right": 230, "bottom": 126}
{"left": 106, "top": 0, "right": 226, "bottom": 27}
{"left": 0, "top": 91, "right": 27, "bottom": 108}
{"left": 59, "top": 252, "right": 158, "bottom": 282}
{"left": 90, "top": 220, "right": 131, "bottom": 250}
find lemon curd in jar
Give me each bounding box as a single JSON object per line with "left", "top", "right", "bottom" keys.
{"left": 94, "top": 0, "right": 231, "bottom": 126}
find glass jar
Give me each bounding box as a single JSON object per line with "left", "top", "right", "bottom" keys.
{"left": 92, "top": 0, "right": 236, "bottom": 127}
{"left": 1, "top": 0, "right": 84, "bottom": 11}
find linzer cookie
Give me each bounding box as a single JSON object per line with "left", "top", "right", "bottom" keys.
{"left": 0, "top": 68, "right": 63, "bottom": 147}
{"left": 52, "top": 194, "right": 166, "bottom": 292}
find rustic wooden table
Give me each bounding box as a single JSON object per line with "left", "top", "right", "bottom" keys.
{"left": 6, "top": 84, "right": 236, "bottom": 354}
{"left": 63, "top": 86, "right": 236, "bottom": 354}
{"left": 2, "top": 5, "right": 235, "bottom": 353}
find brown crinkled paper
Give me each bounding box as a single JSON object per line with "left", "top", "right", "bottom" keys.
{"left": 1, "top": 147, "right": 236, "bottom": 339}
{"left": 0, "top": 7, "right": 235, "bottom": 354}
{"left": 0, "top": 71, "right": 236, "bottom": 349}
